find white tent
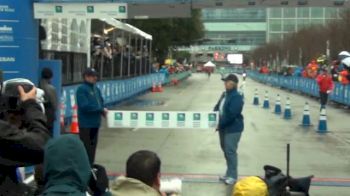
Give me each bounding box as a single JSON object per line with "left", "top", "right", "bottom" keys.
{"left": 204, "top": 61, "right": 216, "bottom": 67}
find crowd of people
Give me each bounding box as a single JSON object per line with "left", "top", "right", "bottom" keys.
{"left": 257, "top": 51, "right": 350, "bottom": 86}
{"left": 152, "top": 61, "right": 190, "bottom": 78}
{"left": 91, "top": 36, "right": 151, "bottom": 78}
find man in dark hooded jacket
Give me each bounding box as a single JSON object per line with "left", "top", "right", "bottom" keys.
{"left": 0, "top": 85, "right": 50, "bottom": 196}
{"left": 42, "top": 134, "right": 91, "bottom": 196}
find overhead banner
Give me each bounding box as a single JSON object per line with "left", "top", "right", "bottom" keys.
{"left": 0, "top": 0, "right": 39, "bottom": 82}
{"left": 107, "top": 111, "right": 219, "bottom": 129}
{"left": 34, "top": 3, "right": 127, "bottom": 19}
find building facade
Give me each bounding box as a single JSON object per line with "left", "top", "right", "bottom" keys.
{"left": 199, "top": 7, "right": 343, "bottom": 52}
{"left": 267, "top": 7, "right": 342, "bottom": 42}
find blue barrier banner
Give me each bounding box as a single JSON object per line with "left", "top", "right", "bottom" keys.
{"left": 248, "top": 71, "right": 350, "bottom": 106}
{"left": 62, "top": 73, "right": 166, "bottom": 119}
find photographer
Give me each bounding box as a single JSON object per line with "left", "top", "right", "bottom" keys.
{"left": 0, "top": 81, "right": 50, "bottom": 195}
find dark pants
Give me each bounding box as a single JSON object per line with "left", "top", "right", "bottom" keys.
{"left": 79, "top": 128, "right": 99, "bottom": 165}
{"left": 319, "top": 91, "right": 328, "bottom": 106}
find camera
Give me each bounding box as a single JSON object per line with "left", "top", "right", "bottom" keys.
{"left": 0, "top": 70, "right": 35, "bottom": 116}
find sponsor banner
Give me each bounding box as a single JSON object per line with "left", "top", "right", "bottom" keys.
{"left": 0, "top": 0, "right": 39, "bottom": 81}
{"left": 107, "top": 111, "right": 219, "bottom": 129}
{"left": 34, "top": 3, "right": 127, "bottom": 19}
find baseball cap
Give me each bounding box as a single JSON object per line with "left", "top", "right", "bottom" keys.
{"left": 83, "top": 68, "right": 98, "bottom": 77}
{"left": 222, "top": 74, "right": 239, "bottom": 83}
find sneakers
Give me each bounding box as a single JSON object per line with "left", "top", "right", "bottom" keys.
{"left": 219, "top": 175, "right": 227, "bottom": 181}
{"left": 224, "top": 177, "right": 236, "bottom": 185}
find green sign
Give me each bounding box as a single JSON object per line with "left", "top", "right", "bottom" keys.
{"left": 119, "top": 5, "right": 126, "bottom": 13}
{"left": 162, "top": 113, "right": 169, "bottom": 121}
{"left": 146, "top": 113, "right": 154, "bottom": 121}
{"left": 87, "top": 5, "right": 94, "bottom": 13}
{"left": 115, "top": 113, "right": 123, "bottom": 121}
{"left": 209, "top": 113, "right": 217, "bottom": 121}
{"left": 55, "top": 6, "right": 63, "bottom": 13}
{"left": 177, "top": 113, "right": 185, "bottom": 122}
{"left": 131, "top": 113, "right": 138, "bottom": 120}
{"left": 193, "top": 113, "right": 201, "bottom": 121}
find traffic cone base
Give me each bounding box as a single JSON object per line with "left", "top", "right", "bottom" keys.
{"left": 274, "top": 95, "right": 282, "bottom": 114}
{"left": 262, "top": 91, "right": 270, "bottom": 109}
{"left": 317, "top": 108, "right": 328, "bottom": 133}
{"left": 151, "top": 83, "right": 157, "bottom": 93}
{"left": 300, "top": 102, "right": 312, "bottom": 127}
{"left": 253, "top": 89, "right": 259, "bottom": 105}
{"left": 253, "top": 97, "right": 259, "bottom": 105}
{"left": 274, "top": 104, "right": 282, "bottom": 114}
{"left": 300, "top": 115, "right": 312, "bottom": 127}
{"left": 159, "top": 84, "right": 163, "bottom": 92}
{"left": 283, "top": 98, "right": 292, "bottom": 119}
{"left": 284, "top": 109, "right": 292, "bottom": 119}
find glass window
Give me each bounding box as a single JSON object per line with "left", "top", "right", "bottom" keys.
{"left": 269, "top": 19, "right": 282, "bottom": 32}
{"left": 311, "top": 8, "right": 323, "bottom": 18}
{"left": 297, "top": 8, "right": 309, "bottom": 18}
{"left": 283, "top": 19, "right": 296, "bottom": 32}
{"left": 297, "top": 19, "right": 310, "bottom": 30}
{"left": 283, "top": 8, "right": 296, "bottom": 18}
{"left": 310, "top": 19, "right": 324, "bottom": 26}
{"left": 269, "top": 33, "right": 282, "bottom": 42}
{"left": 325, "top": 8, "right": 337, "bottom": 18}
{"left": 270, "top": 8, "right": 282, "bottom": 18}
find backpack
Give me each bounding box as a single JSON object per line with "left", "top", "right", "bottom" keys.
{"left": 233, "top": 176, "right": 268, "bottom": 196}
{"left": 89, "top": 164, "right": 110, "bottom": 196}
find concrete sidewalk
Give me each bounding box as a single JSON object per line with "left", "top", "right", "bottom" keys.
{"left": 96, "top": 73, "right": 350, "bottom": 195}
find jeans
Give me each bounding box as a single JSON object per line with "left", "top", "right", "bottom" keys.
{"left": 79, "top": 127, "right": 99, "bottom": 165}
{"left": 219, "top": 130, "right": 242, "bottom": 179}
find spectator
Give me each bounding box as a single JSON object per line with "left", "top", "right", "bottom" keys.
{"left": 330, "top": 60, "right": 340, "bottom": 82}
{"left": 214, "top": 74, "right": 244, "bottom": 185}
{"left": 316, "top": 68, "right": 334, "bottom": 109}
{"left": 0, "top": 83, "right": 50, "bottom": 195}
{"left": 39, "top": 67, "right": 58, "bottom": 132}
{"left": 110, "top": 150, "right": 163, "bottom": 196}
{"left": 76, "top": 68, "right": 107, "bottom": 165}
{"left": 159, "top": 65, "right": 169, "bottom": 78}
{"left": 42, "top": 134, "right": 91, "bottom": 196}
{"left": 339, "top": 70, "right": 349, "bottom": 85}
{"left": 36, "top": 68, "right": 58, "bottom": 195}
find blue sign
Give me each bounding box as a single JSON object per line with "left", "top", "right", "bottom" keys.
{"left": 0, "top": 0, "right": 39, "bottom": 83}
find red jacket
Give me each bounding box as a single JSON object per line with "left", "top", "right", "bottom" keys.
{"left": 316, "top": 74, "right": 334, "bottom": 93}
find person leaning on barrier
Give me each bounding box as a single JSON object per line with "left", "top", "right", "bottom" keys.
{"left": 0, "top": 80, "right": 50, "bottom": 195}
{"left": 76, "top": 68, "right": 107, "bottom": 165}
{"left": 110, "top": 150, "right": 164, "bottom": 196}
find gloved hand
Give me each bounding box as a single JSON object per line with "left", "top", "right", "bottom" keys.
{"left": 326, "top": 90, "right": 332, "bottom": 94}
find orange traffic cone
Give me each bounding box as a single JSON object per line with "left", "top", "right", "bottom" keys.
{"left": 70, "top": 105, "right": 79, "bottom": 134}
{"left": 158, "top": 83, "right": 163, "bottom": 92}
{"left": 152, "top": 83, "right": 157, "bottom": 93}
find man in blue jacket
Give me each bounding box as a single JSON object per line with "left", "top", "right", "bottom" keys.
{"left": 76, "top": 68, "right": 107, "bottom": 164}
{"left": 214, "top": 74, "right": 244, "bottom": 185}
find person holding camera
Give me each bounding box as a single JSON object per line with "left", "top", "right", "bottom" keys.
{"left": 0, "top": 81, "right": 50, "bottom": 195}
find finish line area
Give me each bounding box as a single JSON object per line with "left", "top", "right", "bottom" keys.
{"left": 94, "top": 73, "right": 350, "bottom": 195}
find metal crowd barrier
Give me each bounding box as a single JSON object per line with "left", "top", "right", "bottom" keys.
{"left": 62, "top": 71, "right": 192, "bottom": 120}
{"left": 248, "top": 71, "right": 350, "bottom": 106}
